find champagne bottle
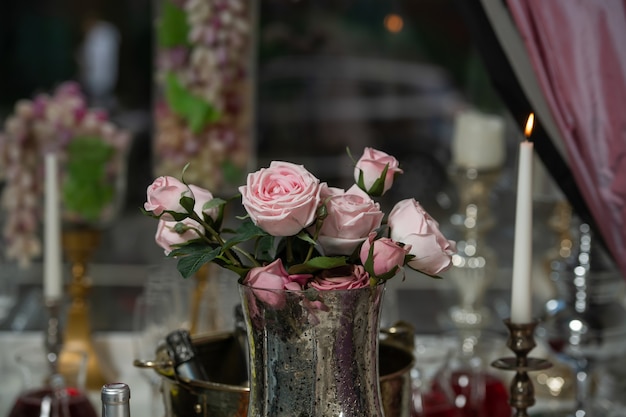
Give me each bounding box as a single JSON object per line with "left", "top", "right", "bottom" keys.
{"left": 101, "top": 383, "right": 130, "bottom": 417}
{"left": 165, "top": 329, "right": 209, "bottom": 381}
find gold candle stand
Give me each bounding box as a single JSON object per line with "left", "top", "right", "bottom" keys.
{"left": 58, "top": 227, "right": 114, "bottom": 390}
{"left": 491, "top": 319, "right": 552, "bottom": 417}
{"left": 189, "top": 263, "right": 221, "bottom": 336}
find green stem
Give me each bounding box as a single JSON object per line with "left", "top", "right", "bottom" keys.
{"left": 233, "top": 246, "right": 260, "bottom": 267}
{"left": 189, "top": 212, "right": 241, "bottom": 267}
{"left": 286, "top": 237, "right": 294, "bottom": 264}
{"left": 304, "top": 215, "right": 326, "bottom": 263}
{"left": 189, "top": 227, "right": 215, "bottom": 246}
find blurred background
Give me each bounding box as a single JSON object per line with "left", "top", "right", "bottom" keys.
{"left": 0, "top": 0, "right": 560, "bottom": 332}
{"left": 4, "top": 2, "right": 626, "bottom": 416}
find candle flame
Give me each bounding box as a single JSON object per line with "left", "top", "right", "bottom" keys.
{"left": 524, "top": 113, "right": 535, "bottom": 137}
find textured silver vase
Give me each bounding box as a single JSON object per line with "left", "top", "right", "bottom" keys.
{"left": 239, "top": 283, "right": 386, "bottom": 417}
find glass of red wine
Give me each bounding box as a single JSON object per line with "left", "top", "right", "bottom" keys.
{"left": 411, "top": 335, "right": 458, "bottom": 417}
{"left": 413, "top": 330, "right": 511, "bottom": 417}
{"left": 8, "top": 346, "right": 98, "bottom": 417}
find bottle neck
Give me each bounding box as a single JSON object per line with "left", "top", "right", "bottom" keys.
{"left": 102, "top": 403, "right": 130, "bottom": 417}
{"left": 101, "top": 383, "right": 130, "bottom": 417}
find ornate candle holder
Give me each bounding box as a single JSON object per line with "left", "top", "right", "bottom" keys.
{"left": 44, "top": 298, "right": 63, "bottom": 376}
{"left": 491, "top": 319, "right": 552, "bottom": 417}
{"left": 444, "top": 167, "right": 500, "bottom": 329}
{"left": 58, "top": 227, "right": 114, "bottom": 390}
{"left": 189, "top": 264, "right": 220, "bottom": 335}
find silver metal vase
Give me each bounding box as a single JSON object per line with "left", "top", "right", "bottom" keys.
{"left": 239, "top": 283, "right": 386, "bottom": 417}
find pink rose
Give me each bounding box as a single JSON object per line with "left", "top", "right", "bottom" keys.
{"left": 359, "top": 233, "right": 409, "bottom": 277}
{"left": 239, "top": 161, "right": 321, "bottom": 236}
{"left": 151, "top": 184, "right": 219, "bottom": 255}
{"left": 243, "top": 259, "right": 314, "bottom": 307}
{"left": 145, "top": 177, "right": 219, "bottom": 223}
{"left": 189, "top": 184, "right": 219, "bottom": 222}
{"left": 388, "top": 199, "right": 456, "bottom": 276}
{"left": 144, "top": 176, "right": 191, "bottom": 220}
{"left": 354, "top": 148, "right": 403, "bottom": 196}
{"left": 155, "top": 218, "right": 203, "bottom": 255}
{"left": 286, "top": 274, "right": 313, "bottom": 289}
{"left": 315, "top": 184, "right": 384, "bottom": 255}
{"left": 309, "top": 265, "right": 370, "bottom": 290}
{"left": 243, "top": 259, "right": 290, "bottom": 307}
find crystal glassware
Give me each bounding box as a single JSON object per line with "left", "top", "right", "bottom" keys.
{"left": 443, "top": 167, "right": 501, "bottom": 330}
{"left": 535, "top": 222, "right": 626, "bottom": 416}
{"left": 8, "top": 346, "right": 97, "bottom": 417}
{"left": 132, "top": 290, "right": 177, "bottom": 417}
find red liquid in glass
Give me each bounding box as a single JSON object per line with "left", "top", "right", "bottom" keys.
{"left": 414, "top": 370, "right": 510, "bottom": 417}
{"left": 412, "top": 388, "right": 460, "bottom": 417}
{"left": 8, "top": 387, "right": 98, "bottom": 417}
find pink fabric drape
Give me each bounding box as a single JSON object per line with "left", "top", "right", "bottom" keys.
{"left": 506, "top": 0, "right": 626, "bottom": 277}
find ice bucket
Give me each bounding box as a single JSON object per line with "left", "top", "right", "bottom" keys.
{"left": 137, "top": 327, "right": 414, "bottom": 417}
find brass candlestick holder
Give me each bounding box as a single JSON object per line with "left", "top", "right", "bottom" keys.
{"left": 44, "top": 298, "right": 63, "bottom": 376}
{"left": 189, "top": 263, "right": 222, "bottom": 335}
{"left": 492, "top": 319, "right": 552, "bottom": 417}
{"left": 58, "top": 227, "right": 114, "bottom": 390}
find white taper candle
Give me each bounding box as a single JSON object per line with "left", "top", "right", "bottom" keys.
{"left": 510, "top": 139, "right": 534, "bottom": 324}
{"left": 44, "top": 153, "right": 63, "bottom": 301}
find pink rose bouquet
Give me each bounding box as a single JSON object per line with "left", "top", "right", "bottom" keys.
{"left": 143, "top": 148, "right": 455, "bottom": 307}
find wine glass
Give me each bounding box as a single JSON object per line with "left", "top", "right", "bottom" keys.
{"left": 8, "top": 346, "right": 97, "bottom": 417}
{"left": 132, "top": 290, "right": 178, "bottom": 417}
{"left": 534, "top": 223, "right": 626, "bottom": 416}
{"left": 411, "top": 335, "right": 458, "bottom": 417}
{"left": 413, "top": 330, "right": 510, "bottom": 417}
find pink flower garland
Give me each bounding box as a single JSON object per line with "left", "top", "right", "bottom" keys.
{"left": 0, "top": 82, "right": 131, "bottom": 267}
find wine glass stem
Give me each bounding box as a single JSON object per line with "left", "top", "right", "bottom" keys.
{"left": 575, "top": 363, "right": 592, "bottom": 414}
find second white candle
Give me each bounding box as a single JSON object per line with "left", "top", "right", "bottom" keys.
{"left": 510, "top": 140, "right": 534, "bottom": 324}
{"left": 44, "top": 153, "right": 63, "bottom": 302}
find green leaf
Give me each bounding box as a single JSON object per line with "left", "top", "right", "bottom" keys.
{"left": 163, "top": 210, "right": 189, "bottom": 222}
{"left": 165, "top": 73, "right": 220, "bottom": 133}
{"left": 255, "top": 235, "right": 275, "bottom": 263}
{"left": 363, "top": 243, "right": 376, "bottom": 278}
{"left": 179, "top": 195, "right": 195, "bottom": 214}
{"left": 287, "top": 256, "right": 348, "bottom": 275}
{"left": 295, "top": 230, "right": 317, "bottom": 246}
{"left": 203, "top": 198, "right": 227, "bottom": 211}
{"left": 367, "top": 163, "right": 389, "bottom": 197}
{"left": 157, "top": 0, "right": 190, "bottom": 48}
{"left": 176, "top": 247, "right": 222, "bottom": 279}
{"left": 223, "top": 219, "right": 268, "bottom": 250}
{"left": 168, "top": 241, "right": 212, "bottom": 257}
{"left": 61, "top": 136, "right": 115, "bottom": 222}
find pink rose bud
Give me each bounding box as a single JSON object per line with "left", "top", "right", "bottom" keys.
{"left": 189, "top": 184, "right": 219, "bottom": 222}
{"left": 314, "top": 184, "right": 384, "bottom": 256}
{"left": 144, "top": 176, "right": 192, "bottom": 220}
{"left": 155, "top": 218, "right": 203, "bottom": 255}
{"left": 388, "top": 199, "right": 456, "bottom": 276}
{"left": 243, "top": 259, "right": 292, "bottom": 308}
{"left": 354, "top": 147, "right": 403, "bottom": 196}
{"left": 309, "top": 265, "right": 370, "bottom": 290}
{"left": 239, "top": 161, "right": 321, "bottom": 236}
{"left": 359, "top": 233, "right": 408, "bottom": 277}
